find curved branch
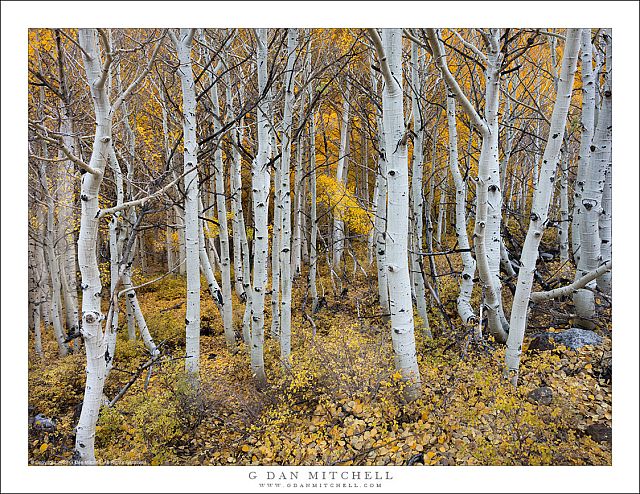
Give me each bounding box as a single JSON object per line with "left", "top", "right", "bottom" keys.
{"left": 425, "top": 29, "right": 488, "bottom": 135}
{"left": 531, "top": 261, "right": 611, "bottom": 302}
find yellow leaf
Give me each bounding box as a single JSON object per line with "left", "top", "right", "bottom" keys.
{"left": 392, "top": 371, "right": 402, "bottom": 381}
{"left": 39, "top": 443, "right": 49, "bottom": 453}
{"left": 241, "top": 445, "right": 250, "bottom": 452}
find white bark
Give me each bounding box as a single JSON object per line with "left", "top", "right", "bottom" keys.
{"left": 597, "top": 159, "right": 612, "bottom": 293}
{"left": 270, "top": 91, "right": 281, "bottom": 340}
{"left": 279, "top": 28, "right": 298, "bottom": 366}
{"left": 172, "top": 29, "right": 201, "bottom": 377}
{"left": 427, "top": 28, "right": 508, "bottom": 342}
{"left": 558, "top": 151, "right": 570, "bottom": 263}
{"left": 74, "top": 28, "right": 112, "bottom": 464}
{"left": 370, "top": 61, "right": 391, "bottom": 318}
{"left": 575, "top": 30, "right": 612, "bottom": 324}
{"left": 39, "top": 161, "right": 68, "bottom": 357}
{"left": 531, "top": 260, "right": 611, "bottom": 302}
{"left": 332, "top": 80, "right": 351, "bottom": 270}
{"left": 226, "top": 75, "right": 246, "bottom": 299}
{"left": 29, "top": 234, "right": 44, "bottom": 357}
{"left": 251, "top": 28, "right": 270, "bottom": 388}
{"left": 446, "top": 93, "right": 477, "bottom": 325}
{"left": 505, "top": 29, "right": 581, "bottom": 385}
{"left": 369, "top": 28, "right": 421, "bottom": 401}
{"left": 209, "top": 62, "right": 236, "bottom": 351}
{"left": 410, "top": 42, "right": 431, "bottom": 336}
{"left": 293, "top": 35, "right": 311, "bottom": 278}
{"left": 572, "top": 29, "right": 596, "bottom": 264}
{"left": 309, "top": 110, "right": 319, "bottom": 312}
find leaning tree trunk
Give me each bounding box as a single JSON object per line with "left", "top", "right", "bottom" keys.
{"left": 446, "top": 92, "right": 477, "bottom": 326}
{"left": 172, "top": 28, "right": 201, "bottom": 377}
{"left": 505, "top": 28, "right": 581, "bottom": 385}
{"left": 427, "top": 28, "right": 508, "bottom": 343}
{"left": 369, "top": 28, "right": 421, "bottom": 401}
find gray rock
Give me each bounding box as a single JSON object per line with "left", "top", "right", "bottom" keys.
{"left": 585, "top": 423, "right": 612, "bottom": 443}
{"left": 549, "top": 328, "right": 602, "bottom": 349}
{"left": 529, "top": 328, "right": 602, "bottom": 351}
{"left": 33, "top": 414, "right": 56, "bottom": 432}
{"left": 527, "top": 386, "right": 553, "bottom": 405}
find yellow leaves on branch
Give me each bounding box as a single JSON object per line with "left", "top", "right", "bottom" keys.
{"left": 316, "top": 174, "right": 372, "bottom": 235}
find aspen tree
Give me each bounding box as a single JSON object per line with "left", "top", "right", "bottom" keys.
{"left": 505, "top": 28, "right": 581, "bottom": 385}
{"left": 208, "top": 56, "right": 236, "bottom": 351}
{"left": 369, "top": 59, "right": 391, "bottom": 318}
{"left": 446, "top": 91, "right": 477, "bottom": 326}
{"left": 575, "top": 30, "right": 612, "bottom": 324}
{"left": 251, "top": 28, "right": 271, "bottom": 388}
{"left": 368, "top": 28, "right": 422, "bottom": 401}
{"left": 409, "top": 41, "right": 431, "bottom": 336}
{"left": 171, "top": 28, "right": 201, "bottom": 376}
{"left": 427, "top": 28, "right": 509, "bottom": 342}
{"left": 279, "top": 28, "right": 298, "bottom": 365}
{"left": 332, "top": 79, "right": 351, "bottom": 271}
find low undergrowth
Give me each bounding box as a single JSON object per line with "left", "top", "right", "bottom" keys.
{"left": 28, "top": 256, "right": 612, "bottom": 466}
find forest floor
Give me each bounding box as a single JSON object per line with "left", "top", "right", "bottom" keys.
{"left": 28, "top": 251, "right": 612, "bottom": 466}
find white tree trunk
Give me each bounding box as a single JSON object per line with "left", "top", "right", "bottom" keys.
{"left": 74, "top": 28, "right": 112, "bottom": 464}
{"left": 332, "top": 80, "right": 351, "bottom": 271}
{"left": 597, "top": 160, "right": 612, "bottom": 293}
{"left": 575, "top": 30, "right": 612, "bottom": 325}
{"left": 29, "top": 215, "right": 45, "bottom": 357}
{"left": 369, "top": 28, "right": 421, "bottom": 401}
{"left": 292, "top": 36, "right": 311, "bottom": 278}
{"left": 226, "top": 79, "right": 246, "bottom": 299}
{"left": 409, "top": 42, "right": 431, "bottom": 336}
{"left": 370, "top": 62, "right": 391, "bottom": 318}
{"left": 270, "top": 93, "right": 281, "bottom": 340}
{"left": 505, "top": 28, "right": 581, "bottom": 385}
{"left": 446, "top": 93, "right": 477, "bottom": 325}
{"left": 209, "top": 64, "right": 236, "bottom": 351}
{"left": 279, "top": 28, "right": 298, "bottom": 366}
{"left": 558, "top": 151, "right": 570, "bottom": 263}
{"left": 172, "top": 29, "right": 201, "bottom": 377}
{"left": 427, "top": 28, "right": 508, "bottom": 342}
{"left": 39, "top": 162, "right": 68, "bottom": 357}
{"left": 308, "top": 110, "right": 319, "bottom": 312}
{"left": 250, "top": 28, "right": 270, "bottom": 388}
{"left": 571, "top": 29, "right": 596, "bottom": 264}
